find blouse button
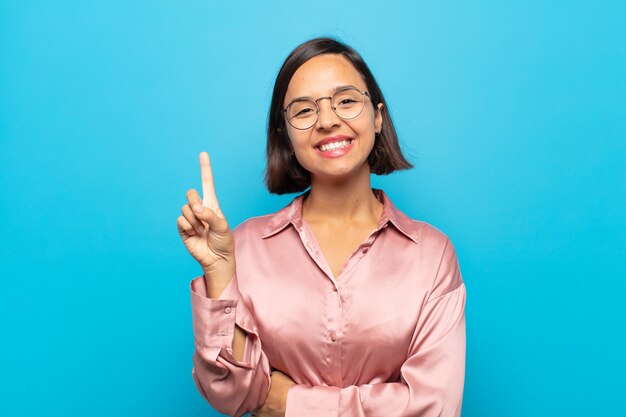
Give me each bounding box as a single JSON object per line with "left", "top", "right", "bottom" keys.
{"left": 330, "top": 331, "right": 337, "bottom": 342}
{"left": 224, "top": 306, "right": 232, "bottom": 314}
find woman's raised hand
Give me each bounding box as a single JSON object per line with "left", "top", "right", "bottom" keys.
{"left": 177, "top": 152, "right": 235, "bottom": 290}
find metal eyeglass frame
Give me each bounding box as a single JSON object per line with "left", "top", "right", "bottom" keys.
{"left": 281, "top": 87, "right": 371, "bottom": 130}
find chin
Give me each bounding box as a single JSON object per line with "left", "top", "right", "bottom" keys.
{"left": 315, "top": 164, "right": 368, "bottom": 182}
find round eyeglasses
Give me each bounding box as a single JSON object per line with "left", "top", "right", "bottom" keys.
{"left": 282, "top": 87, "right": 371, "bottom": 130}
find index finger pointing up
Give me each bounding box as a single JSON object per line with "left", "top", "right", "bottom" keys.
{"left": 199, "top": 151, "right": 220, "bottom": 212}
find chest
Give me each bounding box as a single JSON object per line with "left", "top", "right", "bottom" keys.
{"left": 235, "top": 223, "right": 435, "bottom": 386}
{"left": 308, "top": 223, "right": 376, "bottom": 279}
{"left": 247, "top": 243, "right": 426, "bottom": 386}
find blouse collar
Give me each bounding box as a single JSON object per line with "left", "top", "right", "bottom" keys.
{"left": 261, "top": 188, "right": 420, "bottom": 244}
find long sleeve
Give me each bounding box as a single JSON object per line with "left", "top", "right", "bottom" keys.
{"left": 284, "top": 238, "right": 466, "bottom": 417}
{"left": 190, "top": 274, "right": 271, "bottom": 417}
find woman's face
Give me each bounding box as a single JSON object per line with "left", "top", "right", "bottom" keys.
{"left": 283, "top": 54, "right": 383, "bottom": 183}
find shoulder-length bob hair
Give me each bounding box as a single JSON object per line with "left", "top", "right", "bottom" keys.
{"left": 265, "top": 37, "right": 413, "bottom": 194}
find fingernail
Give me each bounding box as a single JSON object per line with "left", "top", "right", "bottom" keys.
{"left": 193, "top": 204, "right": 203, "bottom": 213}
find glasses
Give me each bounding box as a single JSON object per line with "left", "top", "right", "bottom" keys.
{"left": 282, "top": 87, "right": 371, "bottom": 130}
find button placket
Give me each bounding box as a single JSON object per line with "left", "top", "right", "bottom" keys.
{"left": 329, "top": 290, "right": 341, "bottom": 344}
{"left": 330, "top": 289, "right": 344, "bottom": 385}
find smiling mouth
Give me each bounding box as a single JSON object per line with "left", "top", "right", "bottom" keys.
{"left": 316, "top": 139, "right": 353, "bottom": 152}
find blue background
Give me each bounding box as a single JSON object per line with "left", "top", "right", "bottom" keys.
{"left": 1, "top": 1, "right": 625, "bottom": 416}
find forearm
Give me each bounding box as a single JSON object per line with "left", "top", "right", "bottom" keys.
{"left": 232, "top": 324, "right": 246, "bottom": 361}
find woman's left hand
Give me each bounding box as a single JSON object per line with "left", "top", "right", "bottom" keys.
{"left": 253, "top": 370, "right": 296, "bottom": 417}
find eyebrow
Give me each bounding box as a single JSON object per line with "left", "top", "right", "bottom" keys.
{"left": 288, "top": 85, "right": 359, "bottom": 103}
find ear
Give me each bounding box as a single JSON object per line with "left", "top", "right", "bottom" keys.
{"left": 375, "top": 102, "right": 384, "bottom": 133}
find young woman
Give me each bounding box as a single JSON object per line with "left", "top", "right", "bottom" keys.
{"left": 177, "top": 38, "right": 466, "bottom": 417}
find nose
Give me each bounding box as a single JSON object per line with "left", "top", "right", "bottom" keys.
{"left": 315, "top": 97, "right": 341, "bottom": 130}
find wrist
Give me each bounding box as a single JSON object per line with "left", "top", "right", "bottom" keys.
{"left": 203, "top": 273, "right": 234, "bottom": 299}
{"left": 202, "top": 259, "right": 236, "bottom": 297}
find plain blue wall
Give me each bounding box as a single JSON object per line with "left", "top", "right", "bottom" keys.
{"left": 1, "top": 1, "right": 625, "bottom": 416}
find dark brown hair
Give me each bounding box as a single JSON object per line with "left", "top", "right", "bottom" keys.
{"left": 265, "top": 37, "right": 413, "bottom": 194}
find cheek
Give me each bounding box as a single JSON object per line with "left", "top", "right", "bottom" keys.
{"left": 288, "top": 130, "right": 313, "bottom": 151}
{"left": 287, "top": 134, "right": 314, "bottom": 168}
{"left": 355, "top": 117, "right": 377, "bottom": 140}
{"left": 359, "top": 107, "right": 378, "bottom": 131}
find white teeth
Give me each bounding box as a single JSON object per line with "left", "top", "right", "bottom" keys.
{"left": 319, "top": 140, "right": 351, "bottom": 152}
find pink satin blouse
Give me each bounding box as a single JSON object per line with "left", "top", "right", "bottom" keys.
{"left": 190, "top": 188, "right": 466, "bottom": 417}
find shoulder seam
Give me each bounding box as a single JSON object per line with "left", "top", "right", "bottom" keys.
{"left": 430, "top": 237, "right": 450, "bottom": 294}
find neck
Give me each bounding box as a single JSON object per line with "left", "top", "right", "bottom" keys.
{"left": 302, "top": 163, "right": 382, "bottom": 225}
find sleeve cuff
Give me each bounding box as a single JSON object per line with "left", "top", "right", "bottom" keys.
{"left": 285, "top": 385, "right": 340, "bottom": 417}
{"left": 190, "top": 279, "right": 238, "bottom": 350}
{"left": 190, "top": 275, "right": 258, "bottom": 357}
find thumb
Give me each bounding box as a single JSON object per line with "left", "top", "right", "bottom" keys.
{"left": 192, "top": 204, "right": 229, "bottom": 233}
